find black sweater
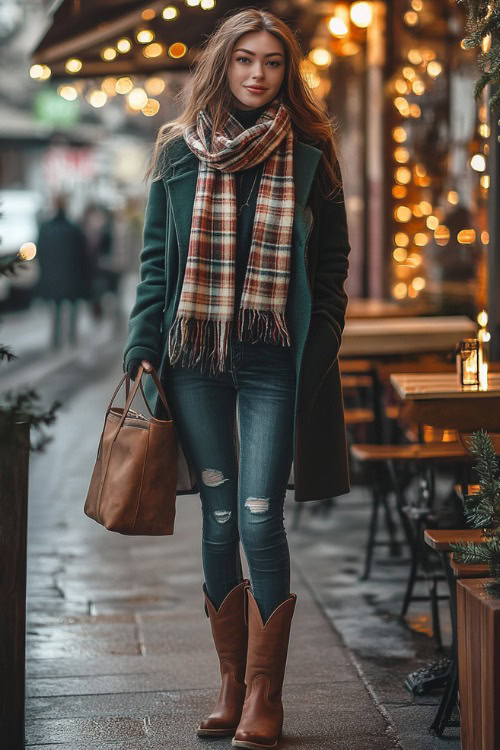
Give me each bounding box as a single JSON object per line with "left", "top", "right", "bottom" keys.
{"left": 230, "top": 102, "right": 269, "bottom": 319}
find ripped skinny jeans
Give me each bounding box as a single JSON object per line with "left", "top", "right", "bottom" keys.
{"left": 162, "top": 334, "right": 296, "bottom": 623}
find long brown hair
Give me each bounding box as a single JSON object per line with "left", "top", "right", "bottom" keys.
{"left": 145, "top": 7, "right": 343, "bottom": 200}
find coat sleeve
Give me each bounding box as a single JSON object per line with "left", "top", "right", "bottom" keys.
{"left": 122, "top": 177, "right": 167, "bottom": 373}
{"left": 311, "top": 165, "right": 350, "bottom": 357}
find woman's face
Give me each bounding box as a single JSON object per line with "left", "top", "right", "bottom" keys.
{"left": 227, "top": 30, "right": 286, "bottom": 111}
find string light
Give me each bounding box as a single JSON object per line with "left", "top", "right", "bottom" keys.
{"left": 457, "top": 229, "right": 476, "bottom": 244}
{"left": 162, "top": 6, "right": 179, "bottom": 19}
{"left": 127, "top": 87, "right": 148, "bottom": 110}
{"left": 65, "top": 58, "right": 82, "bottom": 73}
{"left": 57, "top": 85, "right": 77, "bottom": 100}
{"left": 168, "top": 42, "right": 187, "bottom": 58}
{"left": 18, "top": 243, "right": 37, "bottom": 260}
{"left": 143, "top": 43, "right": 163, "bottom": 58}
{"left": 136, "top": 29, "right": 155, "bottom": 43}
{"left": 101, "top": 47, "right": 117, "bottom": 61}
{"left": 350, "top": 1, "right": 373, "bottom": 27}
{"left": 116, "top": 77, "right": 134, "bottom": 94}
{"left": 117, "top": 38, "right": 132, "bottom": 53}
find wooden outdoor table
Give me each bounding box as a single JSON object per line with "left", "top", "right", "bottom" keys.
{"left": 390, "top": 372, "right": 500, "bottom": 435}
{"left": 424, "top": 529, "right": 488, "bottom": 551}
{"left": 340, "top": 315, "right": 476, "bottom": 357}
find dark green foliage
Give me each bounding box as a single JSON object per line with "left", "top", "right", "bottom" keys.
{"left": 451, "top": 430, "right": 500, "bottom": 597}
{"left": 457, "top": 0, "right": 500, "bottom": 110}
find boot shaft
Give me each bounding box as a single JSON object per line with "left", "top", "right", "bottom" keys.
{"left": 244, "top": 587, "right": 297, "bottom": 702}
{"left": 203, "top": 580, "right": 249, "bottom": 674}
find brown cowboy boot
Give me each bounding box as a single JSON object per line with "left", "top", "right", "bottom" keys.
{"left": 196, "top": 579, "right": 250, "bottom": 736}
{"left": 232, "top": 586, "right": 297, "bottom": 749}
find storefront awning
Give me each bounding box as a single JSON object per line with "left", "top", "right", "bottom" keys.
{"left": 32, "top": 0, "right": 302, "bottom": 79}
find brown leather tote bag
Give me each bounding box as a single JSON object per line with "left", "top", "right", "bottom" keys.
{"left": 84, "top": 365, "right": 177, "bottom": 535}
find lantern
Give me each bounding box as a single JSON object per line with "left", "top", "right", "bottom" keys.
{"left": 456, "top": 339, "right": 480, "bottom": 388}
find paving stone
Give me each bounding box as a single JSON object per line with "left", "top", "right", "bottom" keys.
{"left": 25, "top": 716, "right": 149, "bottom": 745}
{"left": 22, "top": 351, "right": 424, "bottom": 749}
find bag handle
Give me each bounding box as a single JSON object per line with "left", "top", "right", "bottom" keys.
{"left": 120, "top": 366, "right": 173, "bottom": 422}
{"left": 94, "top": 366, "right": 174, "bottom": 517}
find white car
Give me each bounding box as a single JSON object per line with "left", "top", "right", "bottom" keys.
{"left": 0, "top": 189, "right": 41, "bottom": 303}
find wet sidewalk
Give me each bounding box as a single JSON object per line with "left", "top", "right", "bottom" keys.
{"left": 25, "top": 358, "right": 400, "bottom": 749}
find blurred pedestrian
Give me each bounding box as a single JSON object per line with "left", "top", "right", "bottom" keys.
{"left": 34, "top": 193, "right": 90, "bottom": 349}
{"left": 81, "top": 202, "right": 121, "bottom": 322}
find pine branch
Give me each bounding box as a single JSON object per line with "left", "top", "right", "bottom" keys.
{"left": 485, "top": 579, "right": 500, "bottom": 596}
{"left": 0, "top": 254, "right": 26, "bottom": 277}
{"left": 0, "top": 344, "right": 18, "bottom": 363}
{"left": 456, "top": 0, "right": 500, "bottom": 110}
{"left": 451, "top": 540, "right": 493, "bottom": 564}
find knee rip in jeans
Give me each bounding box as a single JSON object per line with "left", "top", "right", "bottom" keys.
{"left": 202, "top": 468, "right": 229, "bottom": 487}
{"left": 214, "top": 510, "right": 232, "bottom": 524}
{"left": 245, "top": 497, "right": 270, "bottom": 514}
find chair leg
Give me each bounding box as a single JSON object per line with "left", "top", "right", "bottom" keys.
{"left": 380, "top": 486, "right": 401, "bottom": 557}
{"left": 400, "top": 516, "right": 421, "bottom": 619}
{"left": 360, "top": 480, "right": 381, "bottom": 581}
{"left": 429, "top": 576, "right": 443, "bottom": 651}
{"left": 387, "top": 459, "right": 414, "bottom": 548}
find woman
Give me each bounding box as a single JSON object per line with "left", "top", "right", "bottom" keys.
{"left": 123, "top": 8, "right": 351, "bottom": 748}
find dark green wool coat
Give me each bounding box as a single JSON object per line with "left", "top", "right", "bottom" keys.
{"left": 123, "top": 133, "right": 351, "bottom": 502}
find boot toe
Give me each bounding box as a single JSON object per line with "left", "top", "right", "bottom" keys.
{"left": 232, "top": 729, "right": 279, "bottom": 747}
{"left": 197, "top": 716, "right": 237, "bottom": 736}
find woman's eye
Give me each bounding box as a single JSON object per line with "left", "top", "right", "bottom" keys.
{"left": 235, "top": 56, "right": 280, "bottom": 67}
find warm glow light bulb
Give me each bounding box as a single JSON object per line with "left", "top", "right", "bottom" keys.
{"left": 168, "top": 42, "right": 187, "bottom": 58}
{"left": 136, "top": 29, "right": 155, "bottom": 43}
{"left": 350, "top": 1, "right": 373, "bottom": 28}
{"left": 101, "top": 47, "right": 117, "bottom": 61}
{"left": 116, "top": 77, "right": 134, "bottom": 94}
{"left": 328, "top": 16, "right": 348, "bottom": 37}
{"left": 427, "top": 61, "right": 442, "bottom": 78}
{"left": 18, "top": 242, "right": 37, "bottom": 261}
{"left": 395, "top": 232, "right": 409, "bottom": 247}
{"left": 143, "top": 43, "right": 163, "bottom": 58}
{"left": 142, "top": 98, "right": 161, "bottom": 116}
{"left": 392, "top": 127, "right": 407, "bottom": 143}
{"left": 477, "top": 310, "right": 488, "bottom": 327}
{"left": 470, "top": 154, "right": 486, "bottom": 171}
{"left": 128, "top": 87, "right": 148, "bottom": 110}
{"left": 88, "top": 90, "right": 107, "bottom": 108}
{"left": 162, "top": 6, "right": 179, "bottom": 19}
{"left": 117, "top": 38, "right": 132, "bottom": 53}
{"left": 145, "top": 77, "right": 166, "bottom": 95}
{"left": 65, "top": 58, "right": 83, "bottom": 73}
{"left": 309, "top": 47, "right": 332, "bottom": 67}
{"left": 58, "top": 85, "right": 77, "bottom": 101}
{"left": 30, "top": 64, "right": 43, "bottom": 79}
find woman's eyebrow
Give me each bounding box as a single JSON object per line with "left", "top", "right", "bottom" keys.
{"left": 234, "top": 48, "right": 284, "bottom": 58}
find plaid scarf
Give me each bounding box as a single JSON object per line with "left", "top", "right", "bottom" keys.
{"left": 167, "top": 96, "right": 295, "bottom": 375}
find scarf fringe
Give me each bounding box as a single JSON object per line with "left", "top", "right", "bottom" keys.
{"left": 238, "top": 308, "right": 291, "bottom": 347}
{"left": 168, "top": 309, "right": 290, "bottom": 376}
